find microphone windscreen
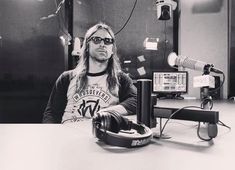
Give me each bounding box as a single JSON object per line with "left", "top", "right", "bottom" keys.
{"left": 168, "top": 52, "right": 207, "bottom": 72}
{"left": 167, "top": 52, "right": 178, "bottom": 66}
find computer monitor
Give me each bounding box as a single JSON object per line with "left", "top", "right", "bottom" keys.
{"left": 152, "top": 71, "right": 188, "bottom": 94}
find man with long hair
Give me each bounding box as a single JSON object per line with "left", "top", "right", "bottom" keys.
{"left": 43, "top": 23, "right": 137, "bottom": 123}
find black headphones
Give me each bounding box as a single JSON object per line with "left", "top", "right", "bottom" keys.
{"left": 92, "top": 111, "right": 153, "bottom": 148}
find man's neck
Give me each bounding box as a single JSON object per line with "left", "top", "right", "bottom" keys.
{"left": 88, "top": 58, "right": 108, "bottom": 73}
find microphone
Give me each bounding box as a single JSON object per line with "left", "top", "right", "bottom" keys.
{"left": 71, "top": 37, "right": 81, "bottom": 56}
{"left": 167, "top": 52, "right": 222, "bottom": 73}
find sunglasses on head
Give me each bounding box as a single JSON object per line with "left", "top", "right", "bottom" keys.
{"left": 89, "top": 36, "right": 114, "bottom": 45}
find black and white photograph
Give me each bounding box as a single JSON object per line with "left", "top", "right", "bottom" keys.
{"left": 0, "top": 0, "right": 235, "bottom": 169}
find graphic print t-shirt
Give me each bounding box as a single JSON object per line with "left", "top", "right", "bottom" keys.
{"left": 62, "top": 74, "right": 119, "bottom": 123}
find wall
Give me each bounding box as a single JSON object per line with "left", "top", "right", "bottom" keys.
{"left": 0, "top": 0, "right": 66, "bottom": 122}
{"left": 179, "top": 0, "right": 228, "bottom": 99}
{"left": 73, "top": 0, "right": 176, "bottom": 79}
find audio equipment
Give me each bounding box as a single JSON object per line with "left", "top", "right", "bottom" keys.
{"left": 153, "top": 106, "right": 219, "bottom": 124}
{"left": 152, "top": 71, "right": 188, "bottom": 94}
{"left": 168, "top": 52, "right": 222, "bottom": 73}
{"left": 137, "top": 79, "right": 156, "bottom": 128}
{"left": 156, "top": 0, "right": 177, "bottom": 20}
{"left": 200, "top": 76, "right": 221, "bottom": 100}
{"left": 92, "top": 111, "right": 153, "bottom": 148}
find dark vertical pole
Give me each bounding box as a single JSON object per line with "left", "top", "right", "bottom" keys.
{"left": 228, "top": 0, "right": 231, "bottom": 98}
{"left": 65, "top": 0, "right": 74, "bottom": 70}
{"left": 137, "top": 79, "right": 152, "bottom": 128}
{"left": 173, "top": 0, "right": 179, "bottom": 54}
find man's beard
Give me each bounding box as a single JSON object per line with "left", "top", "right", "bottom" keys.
{"left": 91, "top": 55, "right": 110, "bottom": 63}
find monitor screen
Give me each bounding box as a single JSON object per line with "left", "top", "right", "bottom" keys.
{"left": 152, "top": 71, "right": 188, "bottom": 93}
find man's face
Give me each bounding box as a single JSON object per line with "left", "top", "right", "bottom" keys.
{"left": 88, "top": 29, "right": 114, "bottom": 63}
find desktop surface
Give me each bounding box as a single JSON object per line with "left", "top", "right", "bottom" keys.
{"left": 0, "top": 100, "right": 234, "bottom": 170}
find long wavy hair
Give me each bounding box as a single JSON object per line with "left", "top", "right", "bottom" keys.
{"left": 73, "top": 22, "right": 121, "bottom": 96}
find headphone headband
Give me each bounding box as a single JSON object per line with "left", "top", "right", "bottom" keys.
{"left": 92, "top": 111, "right": 153, "bottom": 148}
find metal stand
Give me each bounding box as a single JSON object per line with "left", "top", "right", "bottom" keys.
{"left": 200, "top": 67, "right": 218, "bottom": 139}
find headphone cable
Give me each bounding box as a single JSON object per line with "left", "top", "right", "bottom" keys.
{"left": 196, "top": 122, "right": 213, "bottom": 141}
{"left": 159, "top": 105, "right": 202, "bottom": 138}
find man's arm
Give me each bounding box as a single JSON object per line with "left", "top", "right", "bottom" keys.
{"left": 118, "top": 72, "right": 137, "bottom": 115}
{"left": 42, "top": 72, "right": 71, "bottom": 123}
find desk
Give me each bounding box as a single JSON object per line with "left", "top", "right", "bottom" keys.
{"left": 0, "top": 100, "right": 234, "bottom": 170}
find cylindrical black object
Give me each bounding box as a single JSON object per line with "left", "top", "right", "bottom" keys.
{"left": 137, "top": 79, "right": 152, "bottom": 127}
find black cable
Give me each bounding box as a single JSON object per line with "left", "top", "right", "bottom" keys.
{"left": 200, "top": 97, "right": 213, "bottom": 110}
{"left": 199, "top": 97, "right": 231, "bottom": 141}
{"left": 218, "top": 120, "right": 231, "bottom": 130}
{"left": 157, "top": 118, "right": 171, "bottom": 139}
{"left": 209, "top": 71, "right": 225, "bottom": 94}
{"left": 159, "top": 105, "right": 202, "bottom": 138}
{"left": 199, "top": 72, "right": 231, "bottom": 134}
{"left": 114, "top": 0, "right": 138, "bottom": 35}
{"left": 197, "top": 122, "right": 213, "bottom": 141}
{"left": 158, "top": 91, "right": 230, "bottom": 141}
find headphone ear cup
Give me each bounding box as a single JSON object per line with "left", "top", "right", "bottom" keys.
{"left": 109, "top": 111, "right": 132, "bottom": 132}
{"left": 98, "top": 112, "right": 117, "bottom": 132}
{"left": 99, "top": 112, "right": 110, "bottom": 131}
{"left": 96, "top": 111, "right": 127, "bottom": 133}
{"left": 119, "top": 116, "right": 131, "bottom": 130}
{"left": 92, "top": 113, "right": 104, "bottom": 137}
{"left": 111, "top": 111, "right": 131, "bottom": 131}
{"left": 108, "top": 112, "right": 122, "bottom": 133}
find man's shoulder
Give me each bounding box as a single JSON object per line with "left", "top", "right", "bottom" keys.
{"left": 60, "top": 70, "right": 74, "bottom": 78}
{"left": 57, "top": 70, "right": 75, "bottom": 83}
